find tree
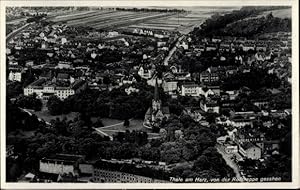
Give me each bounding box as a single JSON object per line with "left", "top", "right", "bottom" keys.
{"left": 15, "top": 94, "right": 42, "bottom": 111}
{"left": 93, "top": 117, "right": 104, "bottom": 128}
{"left": 103, "top": 75, "right": 111, "bottom": 85}
{"left": 47, "top": 95, "right": 63, "bottom": 115}
{"left": 123, "top": 119, "right": 130, "bottom": 127}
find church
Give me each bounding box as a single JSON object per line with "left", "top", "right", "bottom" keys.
{"left": 144, "top": 79, "right": 170, "bottom": 129}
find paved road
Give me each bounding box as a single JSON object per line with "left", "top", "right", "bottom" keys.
{"left": 6, "top": 23, "right": 31, "bottom": 43}
{"left": 93, "top": 127, "right": 113, "bottom": 140}
{"left": 163, "top": 35, "right": 185, "bottom": 66}
{"left": 20, "top": 108, "right": 52, "bottom": 126}
{"left": 216, "top": 144, "right": 244, "bottom": 182}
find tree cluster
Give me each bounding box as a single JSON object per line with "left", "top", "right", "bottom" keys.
{"left": 193, "top": 7, "right": 291, "bottom": 38}
{"left": 222, "top": 68, "right": 281, "bottom": 91}
{"left": 46, "top": 82, "right": 160, "bottom": 120}
{"left": 115, "top": 7, "right": 186, "bottom": 13}
{"left": 223, "top": 13, "right": 291, "bottom": 37}
{"left": 15, "top": 94, "right": 42, "bottom": 111}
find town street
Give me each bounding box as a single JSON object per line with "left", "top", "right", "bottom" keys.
{"left": 163, "top": 35, "right": 185, "bottom": 66}
{"left": 6, "top": 23, "right": 31, "bottom": 43}
{"left": 216, "top": 144, "right": 244, "bottom": 182}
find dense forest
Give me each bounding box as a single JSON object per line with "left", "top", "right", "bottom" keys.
{"left": 222, "top": 13, "right": 291, "bottom": 37}
{"left": 192, "top": 6, "right": 291, "bottom": 38}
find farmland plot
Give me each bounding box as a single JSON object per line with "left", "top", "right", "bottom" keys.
{"left": 50, "top": 10, "right": 174, "bottom": 30}
{"left": 91, "top": 12, "right": 175, "bottom": 30}
{"left": 49, "top": 8, "right": 228, "bottom": 34}
{"left": 50, "top": 11, "right": 114, "bottom": 22}
{"left": 67, "top": 11, "right": 134, "bottom": 26}
{"left": 52, "top": 10, "right": 97, "bottom": 21}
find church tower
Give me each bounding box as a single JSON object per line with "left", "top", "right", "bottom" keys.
{"left": 152, "top": 78, "right": 161, "bottom": 111}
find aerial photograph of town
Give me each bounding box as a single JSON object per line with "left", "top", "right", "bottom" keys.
{"left": 4, "top": 5, "right": 292, "bottom": 184}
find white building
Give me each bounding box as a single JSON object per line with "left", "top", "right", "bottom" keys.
{"left": 125, "top": 86, "right": 140, "bottom": 95}
{"left": 61, "top": 37, "right": 67, "bottom": 45}
{"left": 107, "top": 31, "right": 119, "bottom": 37}
{"left": 24, "top": 78, "right": 86, "bottom": 100}
{"left": 180, "top": 41, "right": 188, "bottom": 50}
{"left": 39, "top": 154, "right": 84, "bottom": 175}
{"left": 8, "top": 71, "right": 22, "bottom": 82}
{"left": 239, "top": 142, "right": 262, "bottom": 160}
{"left": 39, "top": 159, "right": 75, "bottom": 175}
{"left": 181, "top": 83, "right": 201, "bottom": 96}
{"left": 56, "top": 61, "right": 72, "bottom": 69}
{"left": 201, "top": 101, "right": 220, "bottom": 113}
{"left": 138, "top": 66, "right": 153, "bottom": 79}
{"left": 162, "top": 81, "right": 178, "bottom": 94}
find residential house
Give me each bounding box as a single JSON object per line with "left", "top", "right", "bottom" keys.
{"left": 181, "top": 83, "right": 200, "bottom": 96}
{"left": 231, "top": 117, "right": 254, "bottom": 128}
{"left": 199, "top": 70, "right": 220, "bottom": 83}
{"left": 162, "top": 80, "right": 178, "bottom": 95}
{"left": 8, "top": 70, "right": 22, "bottom": 82}
{"left": 264, "top": 140, "right": 280, "bottom": 154}
{"left": 239, "top": 142, "right": 262, "bottom": 160}
{"left": 200, "top": 99, "right": 220, "bottom": 113}
{"left": 125, "top": 86, "right": 140, "bottom": 95}
{"left": 138, "top": 66, "right": 153, "bottom": 79}
{"left": 120, "top": 75, "right": 137, "bottom": 86}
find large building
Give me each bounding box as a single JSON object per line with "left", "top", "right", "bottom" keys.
{"left": 181, "top": 83, "right": 200, "bottom": 96}
{"left": 92, "top": 160, "right": 166, "bottom": 183}
{"left": 93, "top": 169, "right": 164, "bottom": 183}
{"left": 24, "top": 78, "right": 87, "bottom": 100}
{"left": 239, "top": 142, "right": 262, "bottom": 160}
{"left": 144, "top": 79, "right": 170, "bottom": 128}
{"left": 39, "top": 154, "right": 85, "bottom": 175}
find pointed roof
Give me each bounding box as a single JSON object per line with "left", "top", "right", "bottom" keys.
{"left": 154, "top": 78, "right": 159, "bottom": 101}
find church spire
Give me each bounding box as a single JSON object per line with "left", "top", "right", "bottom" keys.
{"left": 154, "top": 78, "right": 159, "bottom": 101}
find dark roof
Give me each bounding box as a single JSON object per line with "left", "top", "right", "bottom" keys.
{"left": 162, "top": 107, "right": 170, "bottom": 115}
{"left": 41, "top": 154, "right": 84, "bottom": 164}
{"left": 241, "top": 142, "right": 258, "bottom": 150}
{"left": 40, "top": 71, "right": 53, "bottom": 78}
{"left": 71, "top": 80, "right": 86, "bottom": 90}
{"left": 29, "top": 78, "right": 46, "bottom": 86}
{"left": 154, "top": 78, "right": 159, "bottom": 101}
{"left": 57, "top": 73, "right": 70, "bottom": 80}
{"left": 42, "top": 92, "right": 55, "bottom": 95}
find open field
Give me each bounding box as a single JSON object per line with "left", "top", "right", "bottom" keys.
{"left": 49, "top": 10, "right": 175, "bottom": 30}
{"left": 122, "top": 7, "right": 238, "bottom": 34}
{"left": 93, "top": 118, "right": 161, "bottom": 139}
{"left": 50, "top": 10, "right": 113, "bottom": 22}
{"left": 48, "top": 7, "right": 238, "bottom": 34}
{"left": 123, "top": 11, "right": 214, "bottom": 34}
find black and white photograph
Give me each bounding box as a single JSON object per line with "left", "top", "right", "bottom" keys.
{"left": 0, "top": 0, "right": 299, "bottom": 189}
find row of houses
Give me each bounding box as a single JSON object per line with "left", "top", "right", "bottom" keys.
{"left": 37, "top": 154, "right": 167, "bottom": 183}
